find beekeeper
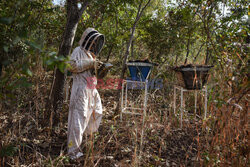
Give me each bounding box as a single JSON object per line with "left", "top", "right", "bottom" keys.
{"left": 67, "top": 28, "right": 105, "bottom": 159}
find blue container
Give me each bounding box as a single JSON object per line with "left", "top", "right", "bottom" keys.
{"left": 128, "top": 66, "right": 138, "bottom": 81}
{"left": 127, "top": 62, "right": 153, "bottom": 81}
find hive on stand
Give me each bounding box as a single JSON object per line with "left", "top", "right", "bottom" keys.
{"left": 173, "top": 64, "right": 213, "bottom": 90}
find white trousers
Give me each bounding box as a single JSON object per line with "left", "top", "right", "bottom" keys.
{"left": 67, "top": 86, "right": 102, "bottom": 154}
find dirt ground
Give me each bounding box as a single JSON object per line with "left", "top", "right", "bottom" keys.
{"left": 0, "top": 88, "right": 207, "bottom": 166}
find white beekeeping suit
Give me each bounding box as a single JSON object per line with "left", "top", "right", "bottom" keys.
{"left": 67, "top": 28, "right": 105, "bottom": 159}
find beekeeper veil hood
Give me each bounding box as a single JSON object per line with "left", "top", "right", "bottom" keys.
{"left": 79, "top": 28, "right": 105, "bottom": 55}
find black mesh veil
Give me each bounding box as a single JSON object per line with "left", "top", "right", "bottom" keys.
{"left": 92, "top": 35, "right": 104, "bottom": 55}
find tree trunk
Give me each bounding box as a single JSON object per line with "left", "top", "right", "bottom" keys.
{"left": 131, "top": 39, "right": 134, "bottom": 58}
{"left": 0, "top": 55, "right": 4, "bottom": 77}
{"left": 205, "top": 45, "right": 210, "bottom": 64}
{"left": 115, "top": 0, "right": 151, "bottom": 114}
{"left": 204, "top": 3, "right": 214, "bottom": 65}
{"left": 0, "top": 61, "right": 2, "bottom": 77}
{"left": 193, "top": 42, "right": 205, "bottom": 62}
{"left": 48, "top": 0, "right": 90, "bottom": 126}
{"left": 184, "top": 34, "right": 191, "bottom": 64}
{"left": 119, "top": 0, "right": 151, "bottom": 82}
{"left": 106, "top": 45, "right": 113, "bottom": 62}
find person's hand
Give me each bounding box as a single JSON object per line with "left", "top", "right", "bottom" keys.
{"left": 96, "top": 59, "right": 103, "bottom": 64}
{"left": 95, "top": 59, "right": 103, "bottom": 68}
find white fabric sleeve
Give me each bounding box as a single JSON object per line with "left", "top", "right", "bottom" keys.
{"left": 68, "top": 48, "right": 95, "bottom": 73}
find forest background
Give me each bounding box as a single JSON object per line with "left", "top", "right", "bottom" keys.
{"left": 0, "top": 0, "right": 249, "bottom": 166}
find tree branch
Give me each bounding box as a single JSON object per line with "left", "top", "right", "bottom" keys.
{"left": 116, "top": 0, "right": 152, "bottom": 113}
{"left": 193, "top": 42, "right": 205, "bottom": 62}
{"left": 140, "top": 0, "right": 151, "bottom": 15}
{"left": 137, "top": 0, "right": 151, "bottom": 23}
{"left": 79, "top": 0, "right": 90, "bottom": 16}
{"left": 184, "top": 4, "right": 201, "bottom": 64}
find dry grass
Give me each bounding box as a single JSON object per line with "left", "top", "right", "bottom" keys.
{"left": 0, "top": 60, "right": 249, "bottom": 166}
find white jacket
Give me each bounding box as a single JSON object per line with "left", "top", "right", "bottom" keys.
{"left": 67, "top": 28, "right": 104, "bottom": 155}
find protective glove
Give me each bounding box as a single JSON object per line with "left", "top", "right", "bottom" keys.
{"left": 90, "top": 59, "right": 104, "bottom": 76}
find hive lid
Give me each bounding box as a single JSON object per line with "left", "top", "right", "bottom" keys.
{"left": 173, "top": 64, "right": 213, "bottom": 72}
{"left": 126, "top": 62, "right": 154, "bottom": 67}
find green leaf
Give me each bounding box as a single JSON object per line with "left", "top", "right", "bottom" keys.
{"left": 2, "top": 60, "right": 11, "bottom": 66}
{"left": 3, "top": 46, "right": 8, "bottom": 52}
{"left": 25, "top": 40, "right": 42, "bottom": 51}
{"left": 13, "top": 36, "right": 21, "bottom": 45}
{"left": 22, "top": 65, "right": 33, "bottom": 77}
{"left": 16, "top": 77, "right": 32, "bottom": 88}
{"left": 25, "top": 68, "right": 33, "bottom": 77}
{"left": 0, "top": 145, "right": 18, "bottom": 157}
{"left": 57, "top": 56, "right": 66, "bottom": 61}
{"left": 49, "top": 51, "right": 57, "bottom": 56}
{"left": 0, "top": 17, "right": 13, "bottom": 25}
{"left": 58, "top": 63, "right": 66, "bottom": 73}
{"left": 45, "top": 59, "right": 54, "bottom": 66}
{"left": 19, "top": 30, "right": 28, "bottom": 38}
{"left": 8, "top": 77, "right": 32, "bottom": 89}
